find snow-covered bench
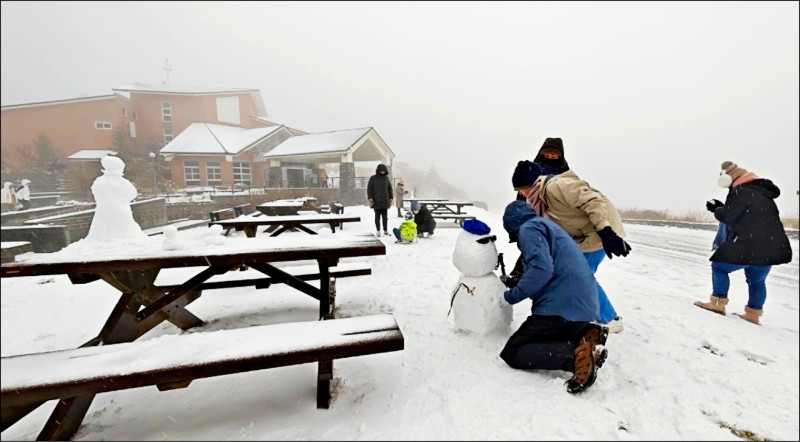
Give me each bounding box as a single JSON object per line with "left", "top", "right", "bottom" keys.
{"left": 0, "top": 314, "right": 404, "bottom": 437}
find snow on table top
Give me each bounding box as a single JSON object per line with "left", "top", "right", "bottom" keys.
{"left": 4, "top": 233, "right": 383, "bottom": 268}
{"left": 216, "top": 213, "right": 360, "bottom": 224}
{"left": 0, "top": 313, "right": 400, "bottom": 390}
{"left": 258, "top": 201, "right": 305, "bottom": 208}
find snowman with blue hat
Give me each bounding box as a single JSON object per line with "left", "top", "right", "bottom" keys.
{"left": 449, "top": 219, "right": 513, "bottom": 334}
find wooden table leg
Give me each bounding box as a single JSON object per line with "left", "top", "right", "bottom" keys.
{"left": 270, "top": 224, "right": 291, "bottom": 237}
{"left": 28, "top": 268, "right": 217, "bottom": 440}
{"left": 36, "top": 395, "right": 95, "bottom": 441}
{"left": 317, "top": 359, "right": 333, "bottom": 409}
{"left": 294, "top": 224, "right": 317, "bottom": 235}
{"left": 317, "top": 258, "right": 337, "bottom": 409}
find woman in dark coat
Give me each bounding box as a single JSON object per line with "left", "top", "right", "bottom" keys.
{"left": 695, "top": 161, "right": 793, "bottom": 325}
{"left": 367, "top": 163, "right": 393, "bottom": 236}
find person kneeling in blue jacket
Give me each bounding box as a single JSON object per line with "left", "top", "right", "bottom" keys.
{"left": 499, "top": 200, "right": 609, "bottom": 393}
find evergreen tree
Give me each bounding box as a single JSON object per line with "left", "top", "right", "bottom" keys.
{"left": 22, "top": 134, "right": 66, "bottom": 191}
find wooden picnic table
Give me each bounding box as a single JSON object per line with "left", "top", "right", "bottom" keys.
{"left": 0, "top": 234, "right": 385, "bottom": 440}
{"left": 211, "top": 213, "right": 361, "bottom": 237}
{"left": 404, "top": 198, "right": 449, "bottom": 206}
{"left": 418, "top": 201, "right": 473, "bottom": 215}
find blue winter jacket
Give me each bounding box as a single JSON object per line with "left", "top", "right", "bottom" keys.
{"left": 502, "top": 201, "right": 600, "bottom": 322}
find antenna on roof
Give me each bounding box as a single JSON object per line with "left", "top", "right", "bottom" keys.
{"left": 163, "top": 58, "right": 172, "bottom": 85}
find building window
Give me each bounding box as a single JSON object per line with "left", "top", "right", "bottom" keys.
{"left": 164, "top": 128, "right": 173, "bottom": 143}
{"left": 162, "top": 101, "right": 171, "bottom": 122}
{"left": 184, "top": 160, "right": 200, "bottom": 185}
{"left": 122, "top": 107, "right": 127, "bottom": 117}
{"left": 94, "top": 121, "right": 112, "bottom": 130}
{"left": 206, "top": 161, "right": 222, "bottom": 185}
{"left": 132, "top": 111, "right": 137, "bottom": 120}
{"left": 233, "top": 161, "right": 251, "bottom": 186}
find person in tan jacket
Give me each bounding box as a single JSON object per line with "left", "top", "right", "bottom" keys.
{"left": 510, "top": 149, "right": 631, "bottom": 333}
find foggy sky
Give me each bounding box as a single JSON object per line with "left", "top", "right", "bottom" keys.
{"left": 2, "top": 1, "right": 798, "bottom": 216}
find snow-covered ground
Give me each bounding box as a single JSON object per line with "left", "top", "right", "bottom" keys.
{"left": 2, "top": 204, "right": 798, "bottom": 441}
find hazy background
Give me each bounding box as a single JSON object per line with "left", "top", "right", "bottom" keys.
{"left": 2, "top": 1, "right": 798, "bottom": 216}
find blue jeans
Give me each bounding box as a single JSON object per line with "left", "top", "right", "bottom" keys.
{"left": 711, "top": 261, "right": 772, "bottom": 310}
{"left": 584, "top": 250, "right": 618, "bottom": 323}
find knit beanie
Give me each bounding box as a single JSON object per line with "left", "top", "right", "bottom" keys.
{"left": 721, "top": 161, "right": 748, "bottom": 181}
{"left": 410, "top": 200, "right": 421, "bottom": 211}
{"left": 511, "top": 160, "right": 544, "bottom": 189}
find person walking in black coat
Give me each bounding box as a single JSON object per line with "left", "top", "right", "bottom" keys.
{"left": 411, "top": 200, "right": 436, "bottom": 238}
{"left": 695, "top": 161, "right": 793, "bottom": 325}
{"left": 367, "top": 163, "right": 393, "bottom": 236}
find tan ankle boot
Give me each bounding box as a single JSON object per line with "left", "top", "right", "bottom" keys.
{"left": 734, "top": 306, "right": 763, "bottom": 325}
{"left": 694, "top": 295, "right": 729, "bottom": 315}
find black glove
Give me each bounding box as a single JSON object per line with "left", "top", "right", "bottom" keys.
{"left": 706, "top": 199, "right": 724, "bottom": 213}
{"left": 499, "top": 274, "right": 519, "bottom": 288}
{"left": 596, "top": 226, "right": 632, "bottom": 259}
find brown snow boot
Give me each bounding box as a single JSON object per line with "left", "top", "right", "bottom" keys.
{"left": 583, "top": 323, "right": 609, "bottom": 347}
{"left": 566, "top": 337, "right": 599, "bottom": 394}
{"left": 734, "top": 306, "right": 763, "bottom": 325}
{"left": 694, "top": 295, "right": 728, "bottom": 315}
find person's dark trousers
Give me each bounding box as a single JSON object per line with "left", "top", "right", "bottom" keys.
{"left": 374, "top": 208, "right": 389, "bottom": 232}
{"left": 20, "top": 200, "right": 31, "bottom": 210}
{"left": 500, "top": 315, "right": 590, "bottom": 372}
{"left": 418, "top": 226, "right": 435, "bottom": 235}
{"left": 397, "top": 206, "right": 402, "bottom": 217}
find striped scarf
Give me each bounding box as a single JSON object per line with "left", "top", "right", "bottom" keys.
{"left": 526, "top": 175, "right": 557, "bottom": 220}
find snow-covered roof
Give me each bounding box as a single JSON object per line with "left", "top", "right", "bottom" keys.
{"left": 112, "top": 83, "right": 259, "bottom": 95}
{"left": 113, "top": 83, "right": 268, "bottom": 117}
{"left": 67, "top": 150, "right": 118, "bottom": 161}
{"left": 159, "top": 123, "right": 284, "bottom": 155}
{"left": 251, "top": 116, "right": 308, "bottom": 135}
{"left": 1, "top": 94, "right": 117, "bottom": 110}
{"left": 263, "top": 128, "right": 371, "bottom": 158}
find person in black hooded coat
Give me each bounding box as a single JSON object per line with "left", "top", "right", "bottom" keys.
{"left": 534, "top": 137, "right": 570, "bottom": 176}
{"left": 367, "top": 163, "right": 393, "bottom": 235}
{"left": 695, "top": 161, "right": 792, "bottom": 325}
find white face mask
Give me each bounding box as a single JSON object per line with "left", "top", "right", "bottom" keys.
{"left": 717, "top": 172, "right": 733, "bottom": 188}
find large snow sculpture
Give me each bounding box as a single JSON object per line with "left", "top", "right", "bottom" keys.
{"left": 450, "top": 219, "right": 512, "bottom": 334}
{"left": 85, "top": 156, "right": 148, "bottom": 242}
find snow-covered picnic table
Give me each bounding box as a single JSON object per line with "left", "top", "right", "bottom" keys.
{"left": 0, "top": 233, "right": 385, "bottom": 440}
{"left": 210, "top": 213, "right": 362, "bottom": 237}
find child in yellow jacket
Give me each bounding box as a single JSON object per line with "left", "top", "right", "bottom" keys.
{"left": 392, "top": 211, "right": 417, "bottom": 244}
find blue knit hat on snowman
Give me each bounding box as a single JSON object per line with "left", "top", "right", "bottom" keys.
{"left": 462, "top": 219, "right": 491, "bottom": 236}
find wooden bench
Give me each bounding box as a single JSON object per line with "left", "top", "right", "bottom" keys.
{"left": 208, "top": 208, "right": 237, "bottom": 236}
{"left": 234, "top": 203, "right": 259, "bottom": 217}
{"left": 0, "top": 241, "right": 32, "bottom": 263}
{"left": 155, "top": 262, "right": 373, "bottom": 293}
{"left": 0, "top": 314, "right": 404, "bottom": 435}
{"left": 432, "top": 214, "right": 476, "bottom": 227}
{"left": 329, "top": 202, "right": 345, "bottom": 215}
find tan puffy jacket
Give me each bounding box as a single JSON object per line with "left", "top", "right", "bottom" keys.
{"left": 539, "top": 170, "right": 626, "bottom": 253}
